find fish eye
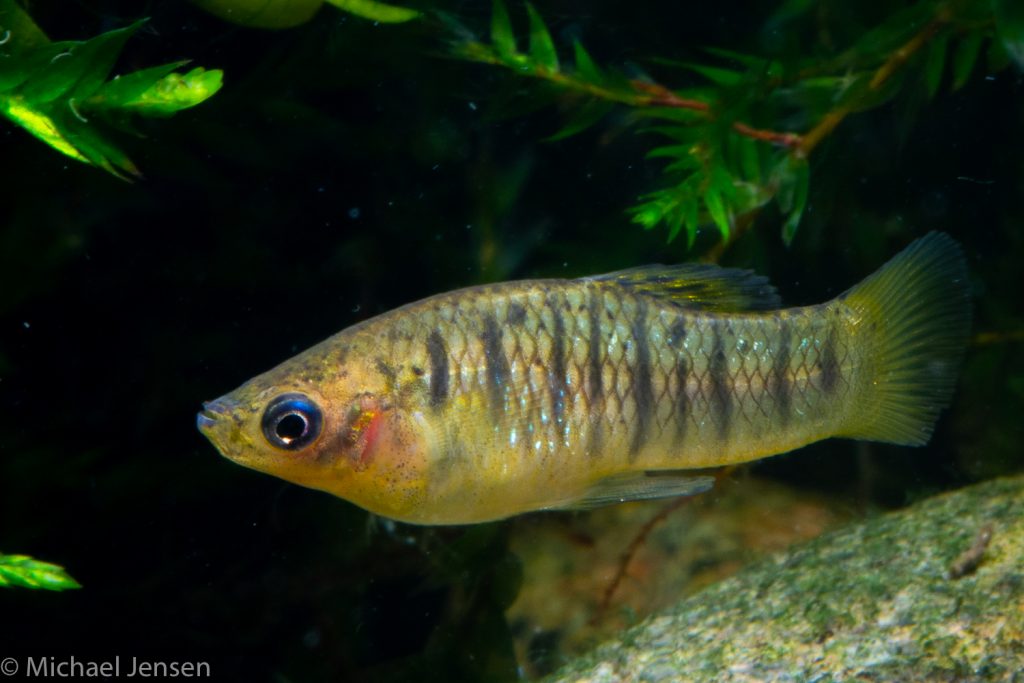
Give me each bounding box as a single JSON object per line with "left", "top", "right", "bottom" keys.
{"left": 261, "top": 393, "right": 323, "bottom": 450}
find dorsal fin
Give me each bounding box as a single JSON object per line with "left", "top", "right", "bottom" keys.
{"left": 582, "top": 264, "right": 781, "bottom": 312}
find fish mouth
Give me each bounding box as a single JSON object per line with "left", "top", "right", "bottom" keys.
{"left": 196, "top": 410, "right": 218, "bottom": 432}
{"left": 196, "top": 399, "right": 234, "bottom": 435}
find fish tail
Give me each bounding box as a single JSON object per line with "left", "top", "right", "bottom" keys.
{"left": 838, "top": 232, "right": 971, "bottom": 445}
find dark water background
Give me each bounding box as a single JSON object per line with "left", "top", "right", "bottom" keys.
{"left": 2, "top": 1, "right": 1022, "bottom": 680}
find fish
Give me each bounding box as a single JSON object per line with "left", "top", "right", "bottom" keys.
{"left": 197, "top": 232, "right": 971, "bottom": 525}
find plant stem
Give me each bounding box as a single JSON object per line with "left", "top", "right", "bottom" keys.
{"left": 463, "top": 44, "right": 803, "bottom": 149}
{"left": 631, "top": 81, "right": 801, "bottom": 148}
{"left": 797, "top": 14, "right": 948, "bottom": 158}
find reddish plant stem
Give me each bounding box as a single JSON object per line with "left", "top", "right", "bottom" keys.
{"left": 593, "top": 495, "right": 692, "bottom": 622}
{"left": 593, "top": 468, "right": 735, "bottom": 621}
{"left": 797, "top": 14, "right": 948, "bottom": 158}
{"left": 629, "top": 79, "right": 711, "bottom": 112}
{"left": 630, "top": 81, "right": 801, "bottom": 149}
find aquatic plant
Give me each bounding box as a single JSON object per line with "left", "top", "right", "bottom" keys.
{"left": 0, "top": 552, "right": 80, "bottom": 591}
{"left": 0, "top": 0, "right": 222, "bottom": 179}
{"left": 191, "top": 0, "right": 421, "bottom": 28}
{"left": 448, "top": 0, "right": 1024, "bottom": 247}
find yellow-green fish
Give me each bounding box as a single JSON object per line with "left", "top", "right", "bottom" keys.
{"left": 198, "top": 232, "right": 970, "bottom": 524}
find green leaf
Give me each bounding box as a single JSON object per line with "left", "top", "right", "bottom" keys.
{"left": 631, "top": 190, "right": 675, "bottom": 227}
{"left": 837, "top": 71, "right": 899, "bottom": 113}
{"left": 636, "top": 105, "right": 708, "bottom": 124}
{"left": 84, "top": 61, "right": 187, "bottom": 111}
{"left": 736, "top": 137, "right": 762, "bottom": 183}
{"left": 993, "top": 0, "right": 1024, "bottom": 69}
{"left": 703, "top": 185, "right": 731, "bottom": 241}
{"left": 0, "top": 42, "right": 72, "bottom": 92}
{"left": 666, "top": 208, "right": 686, "bottom": 243}
{"left": 709, "top": 162, "right": 737, "bottom": 201}
{"left": 70, "top": 20, "right": 146, "bottom": 100}
{"left": 525, "top": 3, "right": 558, "bottom": 71}
{"left": 572, "top": 40, "right": 603, "bottom": 83}
{"left": 924, "top": 32, "right": 948, "bottom": 99}
{"left": 684, "top": 62, "right": 743, "bottom": 87}
{"left": 490, "top": 0, "right": 517, "bottom": 59}
{"left": 700, "top": 47, "right": 766, "bottom": 70}
{"left": 952, "top": 32, "right": 984, "bottom": 91}
{"left": 662, "top": 156, "right": 701, "bottom": 174}
{"left": 682, "top": 190, "right": 699, "bottom": 248}
{"left": 324, "top": 0, "right": 421, "bottom": 23}
{"left": 51, "top": 103, "right": 139, "bottom": 177}
{"left": 0, "top": 552, "right": 81, "bottom": 591}
{"left": 704, "top": 47, "right": 785, "bottom": 80}
{"left": 19, "top": 21, "right": 143, "bottom": 104}
{"left": 646, "top": 144, "right": 694, "bottom": 159}
{"left": 731, "top": 180, "right": 774, "bottom": 214}
{"left": 0, "top": 0, "right": 50, "bottom": 52}
{"left": 0, "top": 95, "right": 90, "bottom": 163}
{"left": 774, "top": 156, "right": 809, "bottom": 245}
{"left": 1, "top": 14, "right": 220, "bottom": 178}
{"left": 841, "top": 5, "right": 935, "bottom": 67}
{"left": 545, "top": 99, "right": 613, "bottom": 140}
{"left": 631, "top": 199, "right": 665, "bottom": 231}
{"left": 630, "top": 181, "right": 703, "bottom": 247}
{"left": 109, "top": 66, "right": 223, "bottom": 116}
{"left": 771, "top": 74, "right": 863, "bottom": 118}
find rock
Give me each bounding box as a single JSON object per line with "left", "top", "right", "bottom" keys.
{"left": 548, "top": 476, "right": 1024, "bottom": 682}
{"left": 508, "top": 478, "right": 852, "bottom": 676}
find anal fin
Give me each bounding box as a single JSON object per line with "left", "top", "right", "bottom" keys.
{"left": 552, "top": 471, "right": 715, "bottom": 511}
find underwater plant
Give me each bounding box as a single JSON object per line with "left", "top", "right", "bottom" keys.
{"left": 0, "top": 552, "right": 80, "bottom": 591}
{"left": 447, "top": 0, "right": 1024, "bottom": 248}
{"left": 191, "top": 0, "right": 422, "bottom": 28}
{"left": 0, "top": 0, "right": 222, "bottom": 179}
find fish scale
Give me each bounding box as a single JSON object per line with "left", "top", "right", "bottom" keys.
{"left": 383, "top": 282, "right": 855, "bottom": 478}
{"left": 199, "top": 232, "right": 970, "bottom": 524}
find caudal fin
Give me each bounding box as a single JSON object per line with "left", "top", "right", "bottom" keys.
{"left": 839, "top": 232, "right": 971, "bottom": 445}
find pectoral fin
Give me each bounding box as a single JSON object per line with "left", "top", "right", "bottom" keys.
{"left": 551, "top": 471, "right": 715, "bottom": 511}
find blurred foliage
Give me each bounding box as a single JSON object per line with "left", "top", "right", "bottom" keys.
{"left": 191, "top": 0, "right": 421, "bottom": 28}
{"left": 0, "top": 552, "right": 80, "bottom": 591}
{"left": 0, "top": 0, "right": 222, "bottom": 178}
{"left": 326, "top": 0, "right": 422, "bottom": 24}
{"left": 448, "top": 0, "right": 1024, "bottom": 248}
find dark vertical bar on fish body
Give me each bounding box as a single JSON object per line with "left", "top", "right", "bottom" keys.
{"left": 481, "top": 314, "right": 511, "bottom": 417}
{"left": 426, "top": 330, "right": 449, "bottom": 410}
{"left": 547, "top": 292, "right": 568, "bottom": 442}
{"left": 819, "top": 316, "right": 840, "bottom": 395}
{"left": 507, "top": 302, "right": 527, "bottom": 326}
{"left": 709, "top": 318, "right": 732, "bottom": 440}
{"left": 586, "top": 287, "right": 604, "bottom": 456}
{"left": 629, "top": 297, "right": 654, "bottom": 458}
{"left": 669, "top": 316, "right": 689, "bottom": 446}
{"left": 506, "top": 300, "right": 529, "bottom": 452}
{"left": 771, "top": 314, "right": 792, "bottom": 426}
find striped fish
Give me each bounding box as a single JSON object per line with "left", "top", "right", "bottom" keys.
{"left": 198, "top": 232, "right": 970, "bottom": 524}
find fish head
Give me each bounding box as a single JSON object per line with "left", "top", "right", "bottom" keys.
{"left": 197, "top": 341, "right": 436, "bottom": 520}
